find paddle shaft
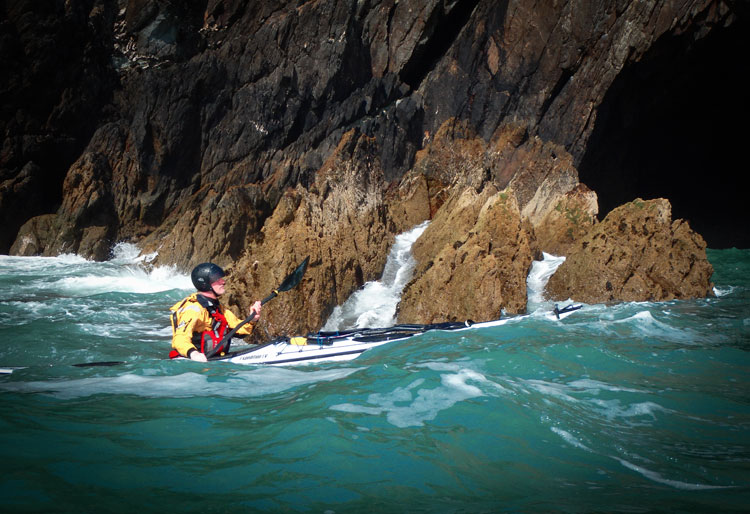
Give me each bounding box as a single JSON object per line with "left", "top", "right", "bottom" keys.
{"left": 220, "top": 292, "right": 274, "bottom": 342}
{"left": 220, "top": 285, "right": 292, "bottom": 345}
{"left": 206, "top": 257, "right": 310, "bottom": 358}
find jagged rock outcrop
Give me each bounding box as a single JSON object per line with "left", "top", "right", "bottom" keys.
{"left": 10, "top": 214, "right": 57, "bottom": 256}
{"left": 398, "top": 185, "right": 534, "bottom": 323}
{"left": 223, "top": 129, "right": 404, "bottom": 340}
{"left": 545, "top": 198, "right": 714, "bottom": 304}
{"left": 3, "top": 0, "right": 738, "bottom": 334}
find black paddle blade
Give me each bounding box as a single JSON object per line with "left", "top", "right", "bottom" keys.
{"left": 73, "top": 361, "right": 125, "bottom": 367}
{"left": 277, "top": 256, "right": 309, "bottom": 293}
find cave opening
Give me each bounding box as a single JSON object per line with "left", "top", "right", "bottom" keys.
{"left": 578, "top": 12, "right": 749, "bottom": 249}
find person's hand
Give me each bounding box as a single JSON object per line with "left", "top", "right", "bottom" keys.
{"left": 250, "top": 300, "right": 262, "bottom": 320}
{"left": 190, "top": 351, "right": 208, "bottom": 362}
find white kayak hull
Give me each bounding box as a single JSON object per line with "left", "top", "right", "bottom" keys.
{"left": 210, "top": 305, "right": 582, "bottom": 366}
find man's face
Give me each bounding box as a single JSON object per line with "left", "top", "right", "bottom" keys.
{"left": 211, "top": 278, "right": 226, "bottom": 296}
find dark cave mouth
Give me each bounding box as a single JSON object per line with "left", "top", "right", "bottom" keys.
{"left": 578, "top": 12, "right": 749, "bottom": 249}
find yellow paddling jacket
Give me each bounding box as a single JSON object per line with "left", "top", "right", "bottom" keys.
{"left": 169, "top": 293, "right": 254, "bottom": 358}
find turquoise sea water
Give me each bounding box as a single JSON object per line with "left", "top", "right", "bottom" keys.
{"left": 0, "top": 245, "right": 748, "bottom": 513}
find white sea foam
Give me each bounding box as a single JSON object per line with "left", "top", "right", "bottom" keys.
{"left": 323, "top": 221, "right": 429, "bottom": 330}
{"left": 612, "top": 309, "right": 704, "bottom": 345}
{"left": 590, "top": 399, "right": 670, "bottom": 422}
{"left": 49, "top": 265, "right": 191, "bottom": 295}
{"left": 38, "top": 254, "right": 189, "bottom": 296}
{"left": 1, "top": 242, "right": 190, "bottom": 297}
{"left": 551, "top": 427, "right": 593, "bottom": 452}
{"left": 526, "top": 252, "right": 567, "bottom": 310}
{"left": 567, "top": 379, "right": 644, "bottom": 394}
{"left": 523, "top": 379, "right": 580, "bottom": 403}
{"left": 420, "top": 361, "right": 513, "bottom": 394}
{"left": 515, "top": 378, "right": 667, "bottom": 428}
{"left": 618, "top": 310, "right": 657, "bottom": 323}
{"left": 109, "top": 242, "right": 152, "bottom": 263}
{"left": 713, "top": 285, "right": 734, "bottom": 297}
{"left": 0, "top": 253, "right": 89, "bottom": 269}
{"left": 330, "top": 364, "right": 487, "bottom": 427}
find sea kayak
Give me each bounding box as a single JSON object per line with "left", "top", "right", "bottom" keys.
{"left": 208, "top": 304, "right": 583, "bottom": 366}
{"left": 0, "top": 305, "right": 582, "bottom": 373}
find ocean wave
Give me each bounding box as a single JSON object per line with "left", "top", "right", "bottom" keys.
{"left": 551, "top": 427, "right": 593, "bottom": 451}
{"left": 50, "top": 268, "right": 191, "bottom": 295}
{"left": 550, "top": 427, "right": 736, "bottom": 490}
{"left": 1, "top": 244, "right": 190, "bottom": 297}
{"left": 713, "top": 285, "right": 735, "bottom": 297}
{"left": 0, "top": 253, "right": 90, "bottom": 269}
{"left": 0, "top": 367, "right": 361, "bottom": 399}
{"left": 590, "top": 399, "right": 671, "bottom": 423}
{"left": 613, "top": 457, "right": 736, "bottom": 490}
{"left": 567, "top": 378, "right": 644, "bottom": 394}
{"left": 109, "top": 242, "right": 157, "bottom": 264}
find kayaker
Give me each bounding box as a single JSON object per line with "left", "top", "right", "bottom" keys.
{"left": 170, "top": 263, "right": 262, "bottom": 362}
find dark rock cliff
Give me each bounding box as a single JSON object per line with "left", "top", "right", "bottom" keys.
{"left": 2, "top": 0, "right": 742, "bottom": 333}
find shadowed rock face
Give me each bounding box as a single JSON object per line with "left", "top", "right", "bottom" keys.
{"left": 1, "top": 0, "right": 118, "bottom": 253}
{"left": 578, "top": 8, "right": 750, "bottom": 249}
{"left": 2, "top": 0, "right": 737, "bottom": 332}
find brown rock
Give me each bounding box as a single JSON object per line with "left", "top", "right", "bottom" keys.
{"left": 413, "top": 118, "right": 491, "bottom": 191}
{"left": 545, "top": 198, "right": 714, "bottom": 303}
{"left": 137, "top": 183, "right": 271, "bottom": 271}
{"left": 9, "top": 214, "right": 58, "bottom": 256}
{"left": 505, "top": 136, "right": 578, "bottom": 212}
{"left": 398, "top": 186, "right": 534, "bottom": 323}
{"left": 532, "top": 184, "right": 599, "bottom": 256}
{"left": 222, "top": 130, "right": 397, "bottom": 341}
{"left": 16, "top": 144, "right": 121, "bottom": 260}
{"left": 385, "top": 172, "right": 432, "bottom": 234}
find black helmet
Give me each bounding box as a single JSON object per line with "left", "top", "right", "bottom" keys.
{"left": 191, "top": 263, "right": 225, "bottom": 292}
